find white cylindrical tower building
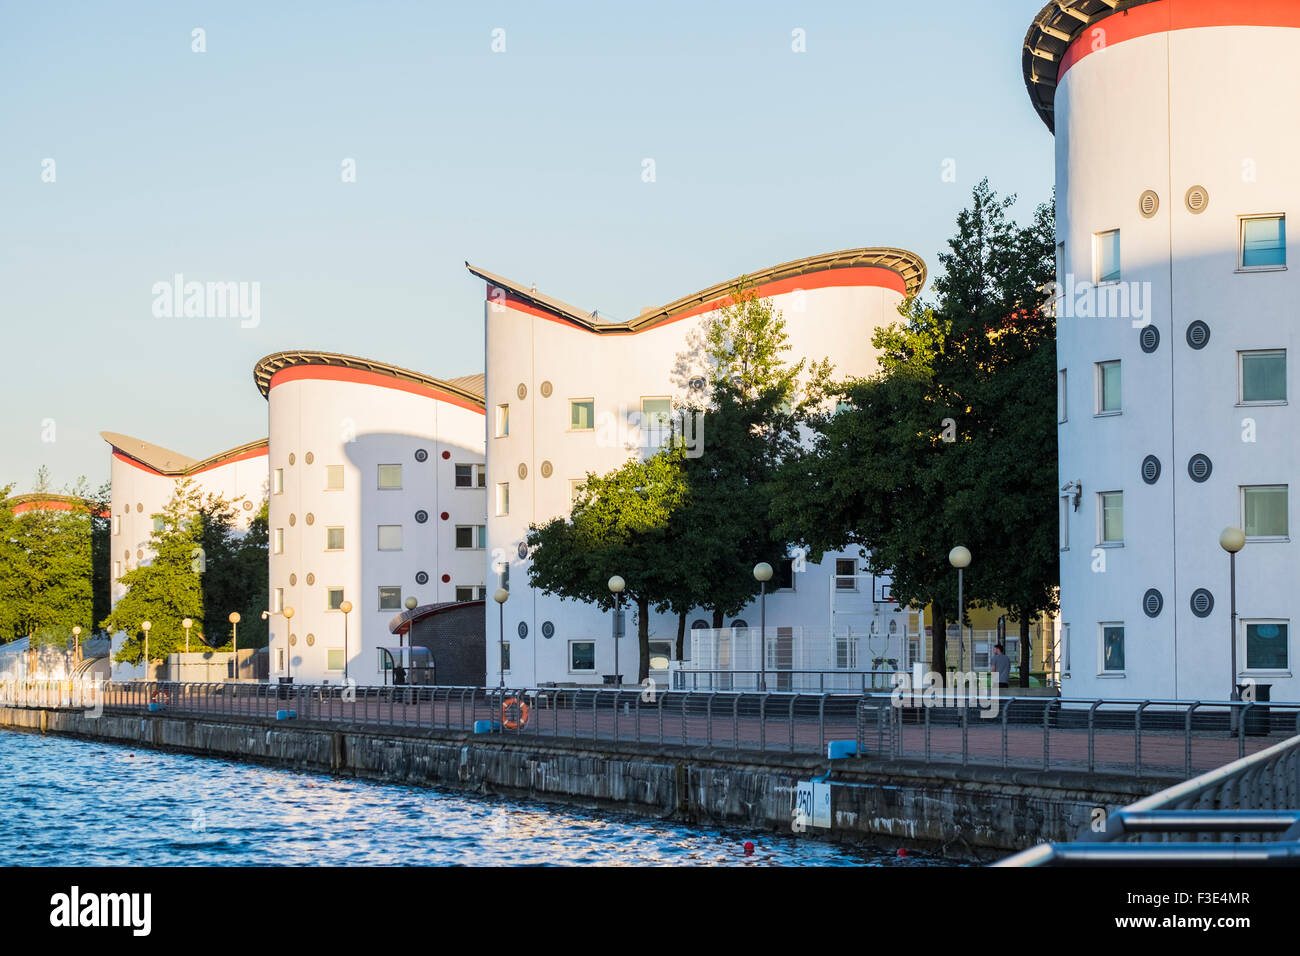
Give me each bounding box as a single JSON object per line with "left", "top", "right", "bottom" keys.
{"left": 1025, "top": 0, "right": 1300, "bottom": 700}
{"left": 254, "top": 351, "right": 486, "bottom": 684}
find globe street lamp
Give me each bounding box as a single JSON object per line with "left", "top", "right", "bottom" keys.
{"left": 608, "top": 575, "right": 626, "bottom": 686}
{"left": 140, "top": 620, "right": 152, "bottom": 680}
{"left": 493, "top": 588, "right": 508, "bottom": 688}
{"left": 228, "top": 612, "right": 241, "bottom": 678}
{"left": 181, "top": 618, "right": 193, "bottom": 653}
{"left": 339, "top": 600, "right": 353, "bottom": 683}
{"left": 948, "top": 546, "right": 972, "bottom": 673}
{"left": 753, "top": 562, "right": 774, "bottom": 691}
{"left": 402, "top": 596, "right": 418, "bottom": 650}
{"left": 71, "top": 625, "right": 81, "bottom": 663}
{"left": 1220, "top": 527, "right": 1246, "bottom": 702}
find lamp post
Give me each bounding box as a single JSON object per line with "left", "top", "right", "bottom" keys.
{"left": 1220, "top": 527, "right": 1246, "bottom": 701}
{"left": 608, "top": 575, "right": 625, "bottom": 686}
{"left": 948, "top": 546, "right": 972, "bottom": 673}
{"left": 340, "top": 600, "right": 353, "bottom": 683}
{"left": 403, "top": 596, "right": 418, "bottom": 650}
{"left": 753, "top": 562, "right": 773, "bottom": 691}
{"left": 181, "top": 618, "right": 192, "bottom": 653}
{"left": 140, "top": 621, "right": 152, "bottom": 678}
{"left": 493, "top": 588, "right": 508, "bottom": 687}
{"left": 228, "top": 612, "right": 241, "bottom": 679}
{"left": 71, "top": 625, "right": 81, "bottom": 664}
{"left": 282, "top": 607, "right": 295, "bottom": 683}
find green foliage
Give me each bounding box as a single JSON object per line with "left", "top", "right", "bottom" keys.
{"left": 0, "top": 469, "right": 95, "bottom": 646}
{"left": 775, "top": 179, "right": 1057, "bottom": 675}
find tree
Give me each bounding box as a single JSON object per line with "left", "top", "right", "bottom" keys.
{"left": 775, "top": 180, "right": 1057, "bottom": 679}
{"left": 527, "top": 448, "right": 689, "bottom": 682}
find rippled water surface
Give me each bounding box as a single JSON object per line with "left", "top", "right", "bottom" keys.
{"left": 0, "top": 730, "right": 936, "bottom": 866}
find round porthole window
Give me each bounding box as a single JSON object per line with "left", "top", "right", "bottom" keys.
{"left": 689, "top": 377, "right": 706, "bottom": 392}
{"left": 441, "top": 450, "right": 451, "bottom": 460}
{"left": 136, "top": 549, "right": 143, "bottom": 560}
{"left": 1143, "top": 589, "right": 1164, "bottom": 618}
{"left": 136, "top": 503, "right": 143, "bottom": 513}
{"left": 415, "top": 510, "right": 429, "bottom": 524}
{"left": 517, "top": 542, "right": 528, "bottom": 560}
{"left": 305, "top": 452, "right": 314, "bottom": 465}
{"left": 306, "top": 573, "right": 315, "bottom": 585}
{"left": 415, "top": 571, "right": 429, "bottom": 585}
{"left": 289, "top": 513, "right": 297, "bottom": 526}
{"left": 1185, "top": 185, "right": 1209, "bottom": 214}
{"left": 1190, "top": 589, "right": 1215, "bottom": 618}
{"left": 415, "top": 448, "right": 428, "bottom": 462}
{"left": 289, "top": 634, "right": 298, "bottom": 646}
{"left": 517, "top": 621, "right": 528, "bottom": 639}
{"left": 242, "top": 500, "right": 254, "bottom": 511}
{"left": 1186, "top": 321, "right": 1211, "bottom": 350}
{"left": 1188, "top": 454, "right": 1213, "bottom": 483}
{"left": 540, "top": 381, "right": 553, "bottom": 398}
{"left": 542, "top": 621, "right": 555, "bottom": 639}
{"left": 1140, "top": 326, "right": 1160, "bottom": 354}
{"left": 441, "top": 573, "right": 450, "bottom": 583}
{"left": 305, "top": 633, "right": 315, "bottom": 647}
{"left": 731, "top": 619, "right": 749, "bottom": 629}
{"left": 288, "top": 453, "right": 296, "bottom": 465}
{"left": 305, "top": 513, "right": 314, "bottom": 525}
{"left": 290, "top": 573, "right": 297, "bottom": 586}
{"left": 540, "top": 460, "right": 553, "bottom": 478}
{"left": 1139, "top": 190, "right": 1160, "bottom": 219}
{"left": 517, "top": 383, "right": 527, "bottom": 400}
{"left": 517, "top": 463, "right": 528, "bottom": 480}
{"left": 1141, "top": 455, "right": 1161, "bottom": 485}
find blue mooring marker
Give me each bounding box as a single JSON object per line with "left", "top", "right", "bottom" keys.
{"left": 826, "top": 740, "right": 859, "bottom": 760}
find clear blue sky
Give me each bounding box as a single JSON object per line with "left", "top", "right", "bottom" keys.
{"left": 0, "top": 1, "right": 1054, "bottom": 492}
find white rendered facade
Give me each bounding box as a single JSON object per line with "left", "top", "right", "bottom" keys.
{"left": 1027, "top": 0, "right": 1300, "bottom": 700}
{"left": 255, "top": 352, "right": 486, "bottom": 684}
{"left": 469, "top": 249, "right": 928, "bottom": 687}
{"left": 102, "top": 431, "right": 268, "bottom": 608}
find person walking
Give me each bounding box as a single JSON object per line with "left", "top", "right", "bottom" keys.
{"left": 991, "top": 643, "right": 1011, "bottom": 690}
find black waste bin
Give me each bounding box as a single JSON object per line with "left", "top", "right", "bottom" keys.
{"left": 602, "top": 674, "right": 621, "bottom": 686}
{"left": 1236, "top": 683, "right": 1271, "bottom": 736}
{"left": 277, "top": 676, "right": 294, "bottom": 700}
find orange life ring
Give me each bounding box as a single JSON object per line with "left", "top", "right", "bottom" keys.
{"left": 501, "top": 696, "right": 530, "bottom": 730}
{"left": 150, "top": 689, "right": 170, "bottom": 704}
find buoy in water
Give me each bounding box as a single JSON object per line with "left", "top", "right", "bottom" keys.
{"left": 896, "top": 847, "right": 908, "bottom": 858}
{"left": 743, "top": 841, "right": 754, "bottom": 856}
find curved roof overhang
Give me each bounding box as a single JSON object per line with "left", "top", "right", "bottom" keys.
{"left": 6, "top": 493, "right": 108, "bottom": 517}
{"left": 466, "top": 247, "right": 927, "bottom": 334}
{"left": 102, "top": 432, "right": 268, "bottom": 477}
{"left": 1023, "top": 0, "right": 1160, "bottom": 133}
{"left": 253, "top": 350, "right": 485, "bottom": 409}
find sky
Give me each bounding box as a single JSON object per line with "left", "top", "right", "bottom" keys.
{"left": 0, "top": 0, "right": 1055, "bottom": 493}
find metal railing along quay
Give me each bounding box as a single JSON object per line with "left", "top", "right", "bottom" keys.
{"left": 3, "top": 679, "right": 1299, "bottom": 779}
{"left": 996, "top": 732, "right": 1300, "bottom": 865}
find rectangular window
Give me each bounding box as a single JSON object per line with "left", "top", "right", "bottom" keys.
{"left": 1240, "top": 350, "right": 1287, "bottom": 404}
{"left": 325, "top": 465, "right": 344, "bottom": 490}
{"left": 112, "top": 515, "right": 120, "bottom": 536}
{"left": 326, "top": 527, "right": 344, "bottom": 551}
{"left": 273, "top": 587, "right": 284, "bottom": 613}
{"left": 835, "top": 558, "right": 856, "bottom": 590}
{"left": 1097, "top": 360, "right": 1122, "bottom": 414}
{"left": 377, "top": 586, "right": 402, "bottom": 610}
{"left": 1057, "top": 369, "right": 1067, "bottom": 423}
{"left": 570, "top": 479, "right": 585, "bottom": 505}
{"left": 456, "top": 463, "right": 487, "bottom": 488}
{"left": 1059, "top": 494, "right": 1071, "bottom": 551}
{"left": 1095, "top": 229, "right": 1121, "bottom": 283}
{"left": 1101, "top": 624, "right": 1125, "bottom": 673}
{"left": 326, "top": 648, "right": 345, "bottom": 671}
{"left": 152, "top": 514, "right": 165, "bottom": 533}
{"left": 496, "top": 482, "right": 509, "bottom": 516}
{"left": 277, "top": 648, "right": 285, "bottom": 673}
{"left": 1241, "top": 215, "right": 1286, "bottom": 269}
{"left": 113, "top": 560, "right": 121, "bottom": 578}
{"left": 1244, "top": 621, "right": 1289, "bottom": 671}
{"left": 273, "top": 528, "right": 284, "bottom": 554}
{"left": 648, "top": 640, "right": 672, "bottom": 671}
{"left": 455, "top": 586, "right": 476, "bottom": 602}
{"left": 455, "top": 525, "right": 487, "bottom": 550}
{"left": 835, "top": 635, "right": 858, "bottom": 669}
{"left": 570, "top": 640, "right": 596, "bottom": 672}
{"left": 640, "top": 397, "right": 673, "bottom": 444}
{"left": 495, "top": 404, "right": 509, "bottom": 437}
{"left": 570, "top": 399, "right": 595, "bottom": 431}
{"left": 1242, "top": 485, "right": 1289, "bottom": 539}
{"left": 377, "top": 524, "right": 403, "bottom": 550}
{"left": 1099, "top": 491, "right": 1124, "bottom": 544}
{"left": 326, "top": 587, "right": 344, "bottom": 611}
{"left": 273, "top": 468, "right": 284, "bottom": 495}
{"left": 476, "top": 586, "right": 488, "bottom": 600}
{"left": 377, "top": 464, "right": 402, "bottom": 489}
